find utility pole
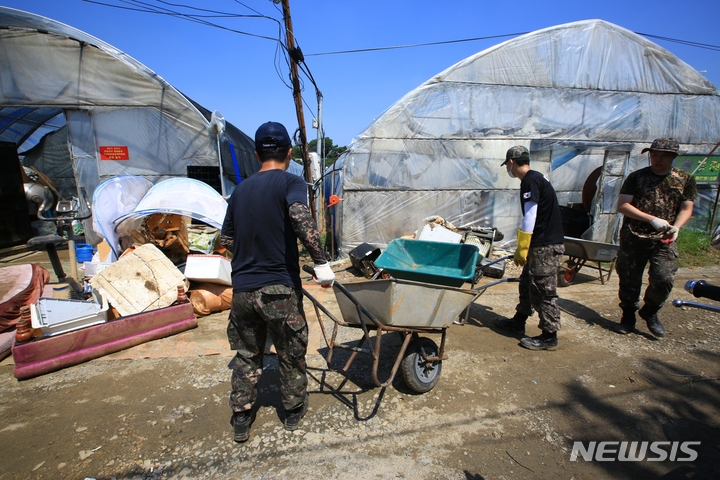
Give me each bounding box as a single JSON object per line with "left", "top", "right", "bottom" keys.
{"left": 281, "top": 0, "right": 317, "bottom": 221}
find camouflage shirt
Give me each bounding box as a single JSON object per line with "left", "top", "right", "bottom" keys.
{"left": 620, "top": 166, "right": 697, "bottom": 239}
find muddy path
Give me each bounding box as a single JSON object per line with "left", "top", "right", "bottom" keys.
{"left": 1, "top": 264, "right": 719, "bottom": 480}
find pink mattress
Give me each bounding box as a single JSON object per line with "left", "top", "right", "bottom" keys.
{"left": 12, "top": 302, "right": 196, "bottom": 380}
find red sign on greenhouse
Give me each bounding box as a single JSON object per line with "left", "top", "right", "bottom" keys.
{"left": 99, "top": 146, "right": 129, "bottom": 161}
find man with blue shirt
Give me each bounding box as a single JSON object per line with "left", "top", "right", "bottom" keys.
{"left": 494, "top": 146, "right": 565, "bottom": 350}
{"left": 220, "top": 121, "right": 334, "bottom": 443}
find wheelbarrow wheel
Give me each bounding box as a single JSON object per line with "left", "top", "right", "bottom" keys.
{"left": 558, "top": 259, "right": 577, "bottom": 287}
{"left": 401, "top": 338, "right": 442, "bottom": 393}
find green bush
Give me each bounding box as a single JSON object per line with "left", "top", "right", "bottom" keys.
{"left": 677, "top": 228, "right": 720, "bottom": 267}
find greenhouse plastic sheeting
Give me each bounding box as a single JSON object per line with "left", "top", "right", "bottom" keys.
{"left": 336, "top": 20, "right": 720, "bottom": 252}
{"left": 0, "top": 7, "right": 257, "bottom": 201}
{"left": 114, "top": 178, "right": 228, "bottom": 236}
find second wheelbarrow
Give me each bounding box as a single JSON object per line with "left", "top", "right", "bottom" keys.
{"left": 558, "top": 236, "right": 620, "bottom": 287}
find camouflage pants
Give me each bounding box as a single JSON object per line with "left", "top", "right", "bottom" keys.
{"left": 516, "top": 243, "right": 564, "bottom": 333}
{"left": 616, "top": 231, "right": 679, "bottom": 314}
{"left": 226, "top": 285, "right": 308, "bottom": 413}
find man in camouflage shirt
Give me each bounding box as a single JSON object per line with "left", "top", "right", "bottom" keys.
{"left": 220, "top": 122, "right": 335, "bottom": 443}
{"left": 614, "top": 137, "right": 697, "bottom": 337}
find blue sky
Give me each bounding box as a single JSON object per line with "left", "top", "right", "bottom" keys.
{"left": 4, "top": 0, "right": 720, "bottom": 147}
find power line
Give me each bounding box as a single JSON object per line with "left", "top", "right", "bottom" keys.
{"left": 638, "top": 33, "right": 720, "bottom": 52}
{"left": 80, "top": 0, "right": 280, "bottom": 42}
{"left": 306, "top": 31, "right": 720, "bottom": 56}
{"left": 305, "top": 33, "right": 530, "bottom": 56}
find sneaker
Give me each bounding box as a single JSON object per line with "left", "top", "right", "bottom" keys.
{"left": 639, "top": 311, "right": 665, "bottom": 337}
{"left": 231, "top": 410, "right": 256, "bottom": 443}
{"left": 495, "top": 317, "right": 526, "bottom": 336}
{"left": 520, "top": 334, "right": 558, "bottom": 351}
{"left": 284, "top": 396, "right": 309, "bottom": 431}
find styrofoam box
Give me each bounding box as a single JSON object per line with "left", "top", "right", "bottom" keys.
{"left": 84, "top": 261, "right": 109, "bottom": 277}
{"left": 184, "top": 254, "right": 232, "bottom": 286}
{"left": 416, "top": 223, "right": 462, "bottom": 244}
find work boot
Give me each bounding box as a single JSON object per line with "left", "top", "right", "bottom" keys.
{"left": 231, "top": 409, "right": 256, "bottom": 443}
{"left": 614, "top": 309, "right": 636, "bottom": 335}
{"left": 520, "top": 332, "right": 558, "bottom": 351}
{"left": 495, "top": 314, "right": 527, "bottom": 336}
{"left": 639, "top": 307, "right": 665, "bottom": 337}
{"left": 284, "top": 395, "right": 309, "bottom": 431}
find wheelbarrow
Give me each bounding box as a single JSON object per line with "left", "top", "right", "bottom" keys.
{"left": 302, "top": 265, "right": 517, "bottom": 393}
{"left": 558, "top": 237, "right": 620, "bottom": 287}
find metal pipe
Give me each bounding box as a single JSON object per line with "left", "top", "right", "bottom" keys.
{"left": 672, "top": 299, "right": 720, "bottom": 313}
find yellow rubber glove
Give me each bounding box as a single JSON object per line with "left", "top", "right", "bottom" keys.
{"left": 514, "top": 230, "right": 533, "bottom": 267}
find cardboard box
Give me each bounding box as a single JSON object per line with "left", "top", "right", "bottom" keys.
{"left": 184, "top": 255, "right": 232, "bottom": 286}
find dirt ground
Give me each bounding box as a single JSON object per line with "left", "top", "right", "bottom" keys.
{"left": 1, "top": 250, "right": 719, "bottom": 480}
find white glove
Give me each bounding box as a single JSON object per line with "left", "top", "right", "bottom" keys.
{"left": 313, "top": 262, "right": 335, "bottom": 287}
{"left": 649, "top": 217, "right": 671, "bottom": 232}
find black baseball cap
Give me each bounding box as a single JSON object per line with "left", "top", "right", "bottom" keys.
{"left": 255, "top": 122, "right": 292, "bottom": 150}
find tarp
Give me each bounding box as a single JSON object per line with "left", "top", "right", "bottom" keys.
{"left": 336, "top": 20, "right": 720, "bottom": 252}
{"left": 114, "top": 178, "right": 228, "bottom": 239}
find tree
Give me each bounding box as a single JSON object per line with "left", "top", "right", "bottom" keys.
{"left": 292, "top": 137, "right": 347, "bottom": 167}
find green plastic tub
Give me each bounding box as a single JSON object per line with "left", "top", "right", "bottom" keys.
{"left": 374, "top": 239, "right": 479, "bottom": 287}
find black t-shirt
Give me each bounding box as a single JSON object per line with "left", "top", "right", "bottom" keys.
{"left": 221, "top": 169, "right": 308, "bottom": 292}
{"left": 520, "top": 170, "right": 564, "bottom": 247}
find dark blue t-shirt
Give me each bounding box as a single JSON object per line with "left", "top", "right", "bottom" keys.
{"left": 520, "top": 170, "right": 564, "bottom": 247}
{"left": 221, "top": 169, "right": 308, "bottom": 292}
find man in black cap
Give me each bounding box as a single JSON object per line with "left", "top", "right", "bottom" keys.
{"left": 495, "top": 146, "right": 565, "bottom": 350}
{"left": 220, "top": 121, "right": 335, "bottom": 443}
{"left": 614, "top": 137, "right": 697, "bottom": 337}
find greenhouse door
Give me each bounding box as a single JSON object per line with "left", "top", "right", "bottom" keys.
{"left": 589, "top": 150, "right": 629, "bottom": 244}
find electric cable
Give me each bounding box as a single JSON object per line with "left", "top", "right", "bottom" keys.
{"left": 638, "top": 33, "right": 720, "bottom": 52}
{"left": 305, "top": 33, "right": 529, "bottom": 56}
{"left": 80, "top": 0, "right": 280, "bottom": 42}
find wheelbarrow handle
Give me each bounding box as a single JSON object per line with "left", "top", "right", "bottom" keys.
{"left": 472, "top": 277, "right": 519, "bottom": 291}
{"left": 480, "top": 255, "right": 513, "bottom": 270}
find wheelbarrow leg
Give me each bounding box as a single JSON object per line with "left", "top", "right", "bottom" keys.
{"left": 596, "top": 261, "right": 605, "bottom": 284}
{"left": 371, "top": 327, "right": 414, "bottom": 388}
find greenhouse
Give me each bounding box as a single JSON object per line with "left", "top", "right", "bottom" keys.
{"left": 0, "top": 6, "right": 258, "bottom": 204}
{"left": 332, "top": 19, "right": 720, "bottom": 253}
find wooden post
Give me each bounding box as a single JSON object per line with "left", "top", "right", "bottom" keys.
{"left": 281, "top": 0, "right": 317, "bottom": 222}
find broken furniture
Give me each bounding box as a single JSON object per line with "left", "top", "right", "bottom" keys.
{"left": 30, "top": 288, "right": 109, "bottom": 337}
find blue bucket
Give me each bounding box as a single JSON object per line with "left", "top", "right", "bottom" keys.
{"left": 75, "top": 244, "right": 96, "bottom": 263}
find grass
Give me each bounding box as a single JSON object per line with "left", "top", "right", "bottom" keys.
{"left": 677, "top": 228, "right": 720, "bottom": 267}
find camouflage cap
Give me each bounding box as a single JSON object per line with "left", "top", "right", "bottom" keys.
{"left": 502, "top": 145, "right": 530, "bottom": 166}
{"left": 641, "top": 137, "right": 680, "bottom": 155}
